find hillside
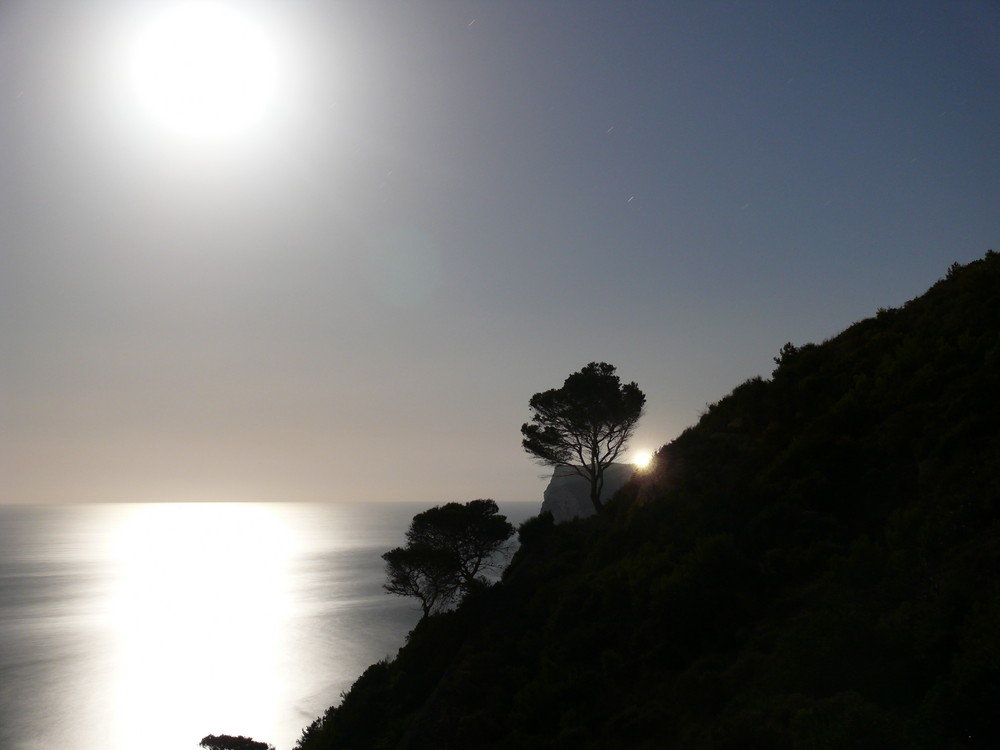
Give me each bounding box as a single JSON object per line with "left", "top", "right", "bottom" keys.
{"left": 295, "top": 252, "right": 1000, "bottom": 750}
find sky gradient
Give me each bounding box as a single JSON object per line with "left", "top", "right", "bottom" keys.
{"left": 2, "top": 1, "right": 998, "bottom": 505}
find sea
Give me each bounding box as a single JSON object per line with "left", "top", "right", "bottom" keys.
{"left": 0, "top": 501, "right": 538, "bottom": 750}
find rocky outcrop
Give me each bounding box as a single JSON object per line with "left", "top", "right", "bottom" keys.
{"left": 540, "top": 463, "right": 635, "bottom": 522}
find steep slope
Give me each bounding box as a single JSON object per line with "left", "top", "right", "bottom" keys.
{"left": 295, "top": 252, "right": 1000, "bottom": 750}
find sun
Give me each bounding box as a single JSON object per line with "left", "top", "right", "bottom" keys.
{"left": 632, "top": 450, "right": 653, "bottom": 470}
{"left": 127, "top": 1, "right": 279, "bottom": 140}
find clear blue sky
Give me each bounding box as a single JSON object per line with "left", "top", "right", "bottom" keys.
{"left": 2, "top": 1, "right": 998, "bottom": 504}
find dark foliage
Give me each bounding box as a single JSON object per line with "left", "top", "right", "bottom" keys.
{"left": 200, "top": 734, "right": 274, "bottom": 750}
{"left": 298, "top": 253, "right": 1000, "bottom": 750}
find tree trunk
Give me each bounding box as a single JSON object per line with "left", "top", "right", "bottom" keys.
{"left": 589, "top": 480, "right": 603, "bottom": 514}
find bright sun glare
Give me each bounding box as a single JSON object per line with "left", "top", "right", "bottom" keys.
{"left": 633, "top": 450, "right": 653, "bottom": 470}
{"left": 127, "top": 2, "right": 279, "bottom": 140}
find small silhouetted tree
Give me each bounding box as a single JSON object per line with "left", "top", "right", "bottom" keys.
{"left": 383, "top": 499, "right": 515, "bottom": 617}
{"left": 382, "top": 543, "right": 460, "bottom": 618}
{"left": 522, "top": 362, "right": 645, "bottom": 513}
{"left": 200, "top": 734, "right": 274, "bottom": 750}
{"left": 406, "top": 499, "right": 515, "bottom": 593}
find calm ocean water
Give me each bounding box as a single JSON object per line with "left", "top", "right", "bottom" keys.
{"left": 0, "top": 501, "right": 538, "bottom": 750}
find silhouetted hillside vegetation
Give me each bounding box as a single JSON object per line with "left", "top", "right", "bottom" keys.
{"left": 295, "top": 252, "right": 1000, "bottom": 750}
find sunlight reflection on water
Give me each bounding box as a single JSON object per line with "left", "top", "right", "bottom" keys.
{"left": 110, "top": 504, "right": 293, "bottom": 750}
{"left": 0, "top": 501, "right": 538, "bottom": 750}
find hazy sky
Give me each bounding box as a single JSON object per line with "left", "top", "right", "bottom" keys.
{"left": 2, "top": 1, "right": 998, "bottom": 505}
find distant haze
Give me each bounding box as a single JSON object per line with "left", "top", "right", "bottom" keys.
{"left": 2, "top": 1, "right": 998, "bottom": 504}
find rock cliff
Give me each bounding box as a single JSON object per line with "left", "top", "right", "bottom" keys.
{"left": 540, "top": 463, "right": 636, "bottom": 522}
